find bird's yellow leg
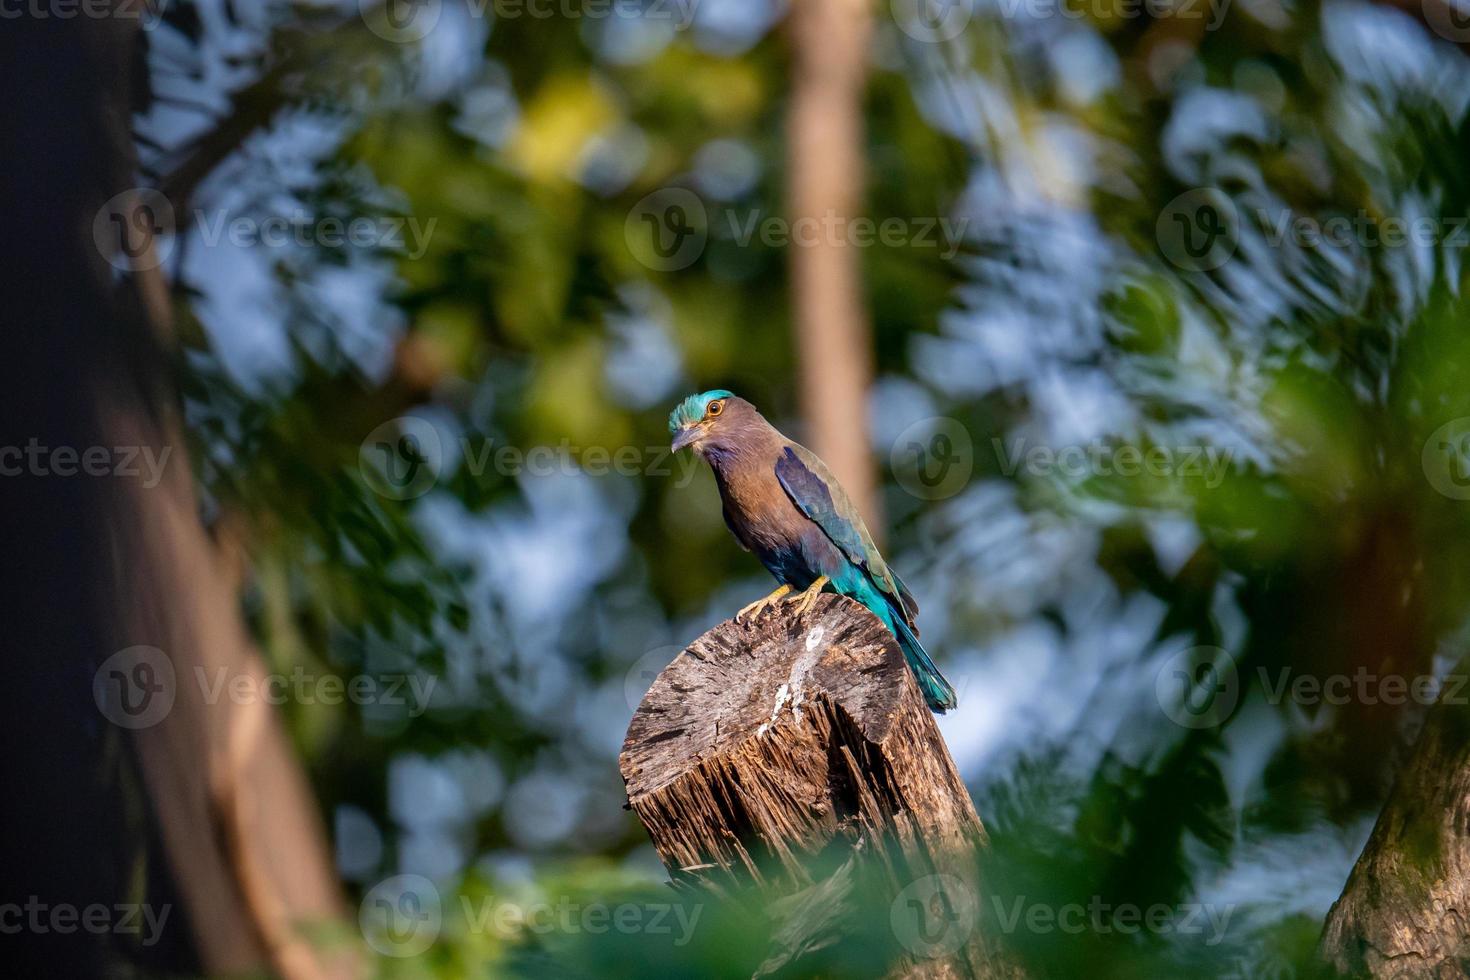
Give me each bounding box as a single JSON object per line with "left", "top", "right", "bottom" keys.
{"left": 787, "top": 575, "right": 830, "bottom": 617}
{"left": 738, "top": 584, "right": 792, "bottom": 622}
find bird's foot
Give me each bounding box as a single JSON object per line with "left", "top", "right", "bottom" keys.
{"left": 786, "top": 576, "right": 830, "bottom": 618}
{"left": 737, "top": 584, "right": 793, "bottom": 623}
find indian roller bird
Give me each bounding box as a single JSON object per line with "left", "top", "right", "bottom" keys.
{"left": 669, "top": 390, "right": 957, "bottom": 712}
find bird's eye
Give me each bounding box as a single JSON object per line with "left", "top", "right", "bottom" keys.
{"left": 706, "top": 400, "right": 724, "bottom": 418}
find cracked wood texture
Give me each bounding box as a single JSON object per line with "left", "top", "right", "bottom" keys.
{"left": 1319, "top": 692, "right": 1470, "bottom": 977}
{"left": 620, "top": 593, "right": 1019, "bottom": 979}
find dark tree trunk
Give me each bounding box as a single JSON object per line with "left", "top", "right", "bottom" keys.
{"left": 0, "top": 15, "right": 348, "bottom": 979}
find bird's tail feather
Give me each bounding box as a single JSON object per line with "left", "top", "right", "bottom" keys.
{"left": 887, "top": 612, "right": 957, "bottom": 712}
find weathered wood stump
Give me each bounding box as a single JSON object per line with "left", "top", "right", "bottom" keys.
{"left": 620, "top": 593, "right": 1020, "bottom": 978}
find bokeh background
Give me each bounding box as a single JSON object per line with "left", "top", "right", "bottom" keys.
{"left": 15, "top": 0, "right": 1470, "bottom": 976}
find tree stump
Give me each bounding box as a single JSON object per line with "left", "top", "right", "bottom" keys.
{"left": 620, "top": 593, "right": 1020, "bottom": 978}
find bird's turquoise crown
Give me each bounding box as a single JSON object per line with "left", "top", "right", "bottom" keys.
{"left": 668, "top": 390, "right": 734, "bottom": 434}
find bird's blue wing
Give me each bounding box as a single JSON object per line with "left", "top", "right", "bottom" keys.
{"left": 774, "top": 444, "right": 919, "bottom": 627}
{"left": 888, "top": 565, "right": 919, "bottom": 623}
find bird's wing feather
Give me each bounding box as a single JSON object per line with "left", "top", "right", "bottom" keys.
{"left": 774, "top": 444, "right": 919, "bottom": 627}
{"left": 888, "top": 565, "right": 920, "bottom": 623}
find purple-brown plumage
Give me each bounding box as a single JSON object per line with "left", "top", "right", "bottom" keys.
{"left": 686, "top": 398, "right": 839, "bottom": 588}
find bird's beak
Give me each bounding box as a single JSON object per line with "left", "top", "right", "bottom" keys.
{"left": 671, "top": 425, "right": 701, "bottom": 453}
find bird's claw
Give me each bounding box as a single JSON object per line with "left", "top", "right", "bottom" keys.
{"left": 737, "top": 584, "right": 792, "bottom": 623}
{"left": 787, "top": 576, "right": 829, "bottom": 618}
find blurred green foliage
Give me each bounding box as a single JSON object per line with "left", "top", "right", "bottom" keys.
{"left": 147, "top": 0, "right": 1470, "bottom": 974}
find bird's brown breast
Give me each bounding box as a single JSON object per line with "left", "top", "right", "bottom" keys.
{"left": 712, "top": 448, "right": 808, "bottom": 554}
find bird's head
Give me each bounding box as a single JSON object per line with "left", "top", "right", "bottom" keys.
{"left": 668, "top": 389, "right": 747, "bottom": 454}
